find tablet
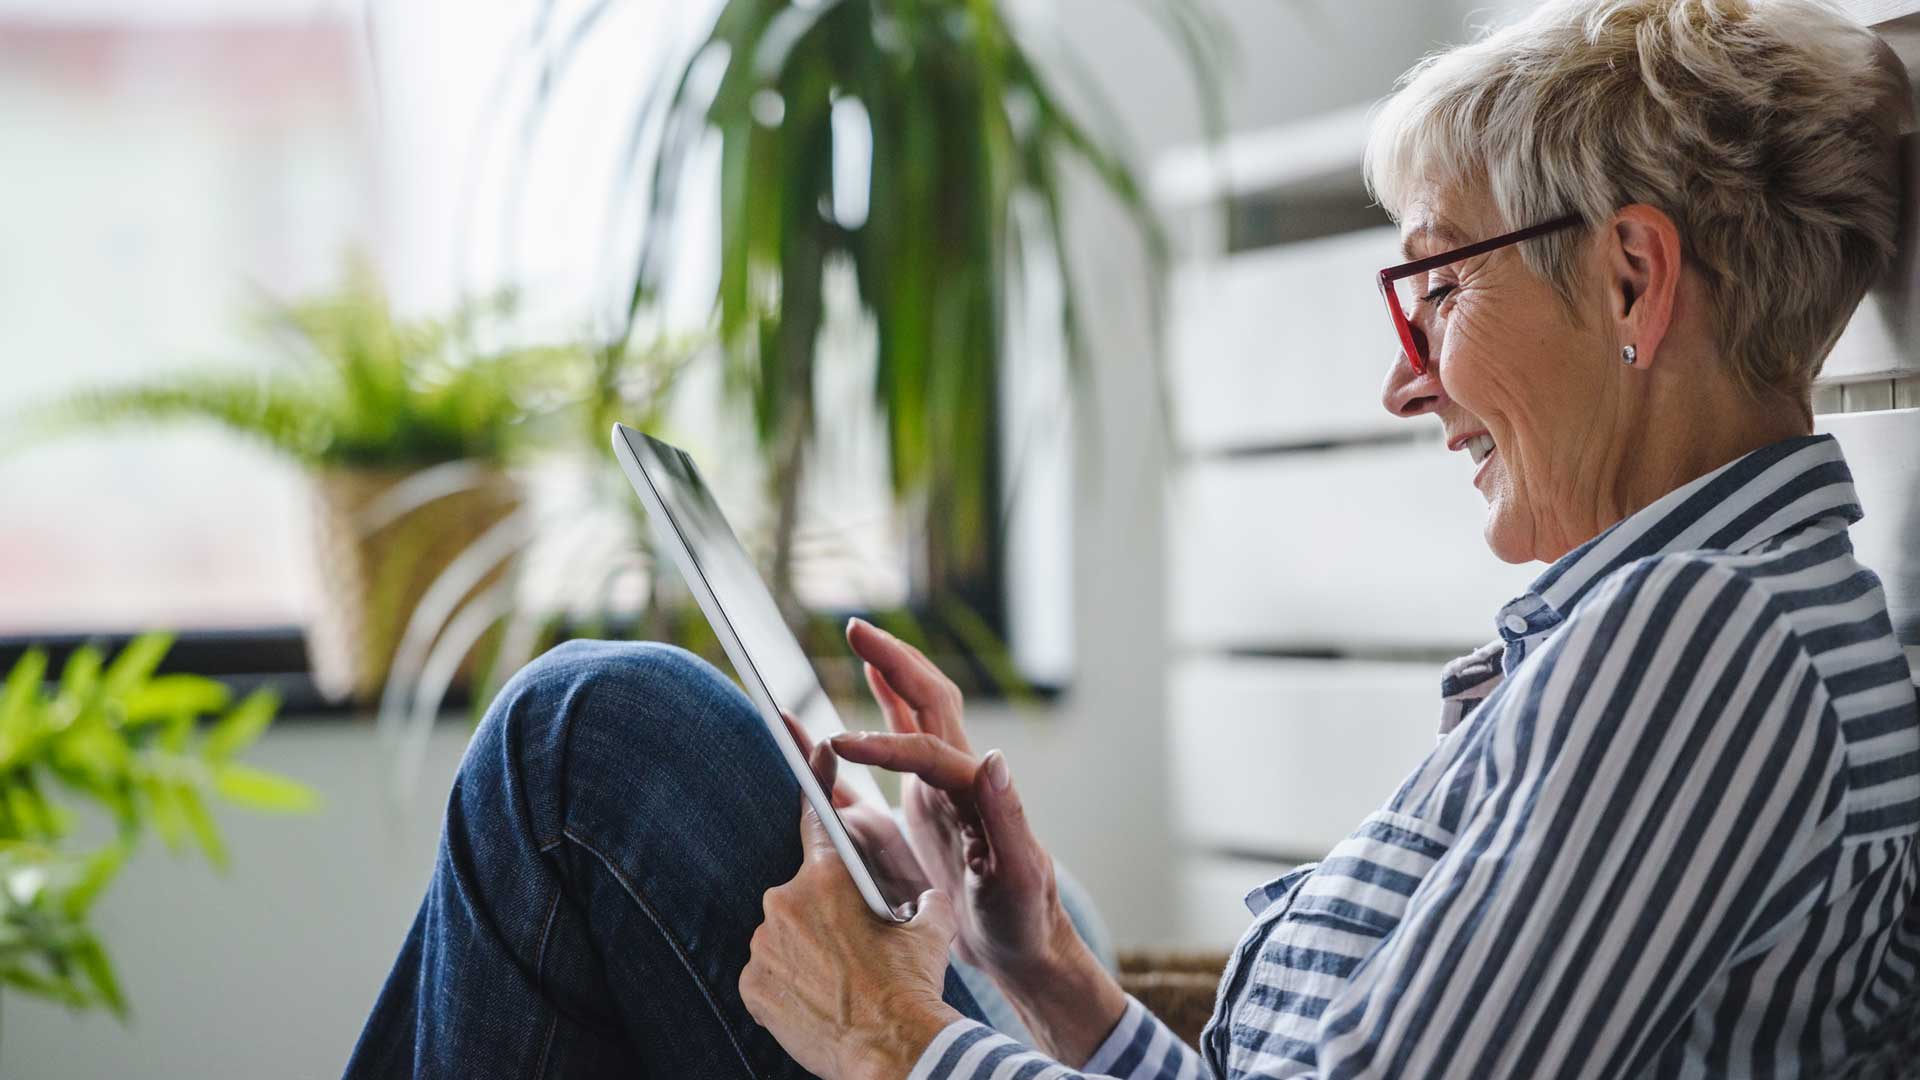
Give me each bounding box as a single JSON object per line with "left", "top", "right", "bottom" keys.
{"left": 611, "top": 423, "right": 912, "bottom": 923}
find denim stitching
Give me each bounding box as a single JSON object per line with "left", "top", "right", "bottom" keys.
{"left": 562, "top": 825, "right": 759, "bottom": 1078}
{"left": 528, "top": 884, "right": 563, "bottom": 1078}
{"left": 531, "top": 883, "right": 563, "bottom": 985}
{"left": 530, "top": 1007, "right": 560, "bottom": 1079}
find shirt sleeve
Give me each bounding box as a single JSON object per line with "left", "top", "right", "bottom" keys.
{"left": 1303, "top": 555, "right": 1848, "bottom": 1078}
{"left": 908, "top": 995, "right": 1208, "bottom": 1080}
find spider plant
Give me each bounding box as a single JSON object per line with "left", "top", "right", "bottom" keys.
{"left": 515, "top": 0, "right": 1231, "bottom": 627}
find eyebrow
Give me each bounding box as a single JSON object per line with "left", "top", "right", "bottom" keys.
{"left": 1400, "top": 220, "right": 1470, "bottom": 261}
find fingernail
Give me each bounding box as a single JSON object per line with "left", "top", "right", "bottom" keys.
{"left": 830, "top": 731, "right": 866, "bottom": 742}
{"left": 849, "top": 616, "right": 871, "bottom": 632}
{"left": 987, "top": 750, "right": 1010, "bottom": 791}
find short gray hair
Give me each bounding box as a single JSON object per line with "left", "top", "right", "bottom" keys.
{"left": 1363, "top": 0, "right": 1908, "bottom": 399}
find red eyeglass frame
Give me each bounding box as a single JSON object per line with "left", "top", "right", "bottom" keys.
{"left": 1379, "top": 211, "right": 1586, "bottom": 375}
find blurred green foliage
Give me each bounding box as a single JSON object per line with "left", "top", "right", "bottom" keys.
{"left": 622, "top": 0, "right": 1230, "bottom": 607}
{"left": 0, "top": 634, "right": 317, "bottom": 1019}
{"left": 22, "top": 256, "right": 592, "bottom": 469}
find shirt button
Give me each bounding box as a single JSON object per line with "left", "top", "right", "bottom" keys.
{"left": 1503, "top": 614, "right": 1530, "bottom": 635}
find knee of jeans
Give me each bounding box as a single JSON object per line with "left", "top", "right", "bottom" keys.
{"left": 472, "top": 639, "right": 769, "bottom": 841}
{"left": 526, "top": 638, "right": 724, "bottom": 690}
{"left": 483, "top": 639, "right": 750, "bottom": 768}
{"left": 503, "top": 639, "right": 736, "bottom": 721}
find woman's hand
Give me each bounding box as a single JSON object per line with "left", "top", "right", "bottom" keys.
{"left": 829, "top": 620, "right": 1127, "bottom": 1069}
{"left": 830, "top": 618, "right": 1069, "bottom": 981}
{"left": 780, "top": 710, "right": 931, "bottom": 908}
{"left": 741, "top": 801, "right": 961, "bottom": 1080}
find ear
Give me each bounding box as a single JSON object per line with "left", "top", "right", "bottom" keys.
{"left": 1604, "top": 203, "right": 1682, "bottom": 369}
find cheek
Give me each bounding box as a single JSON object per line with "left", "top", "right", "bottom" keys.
{"left": 1440, "top": 305, "right": 1564, "bottom": 439}
{"left": 1435, "top": 320, "right": 1512, "bottom": 415}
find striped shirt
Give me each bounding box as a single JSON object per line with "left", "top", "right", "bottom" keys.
{"left": 909, "top": 433, "right": 1920, "bottom": 1080}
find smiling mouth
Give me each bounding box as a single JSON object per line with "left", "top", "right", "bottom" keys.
{"left": 1465, "top": 432, "right": 1496, "bottom": 465}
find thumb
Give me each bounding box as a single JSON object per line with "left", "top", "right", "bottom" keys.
{"left": 972, "top": 750, "right": 1041, "bottom": 872}
{"left": 798, "top": 796, "right": 837, "bottom": 860}
{"left": 905, "top": 888, "right": 958, "bottom": 945}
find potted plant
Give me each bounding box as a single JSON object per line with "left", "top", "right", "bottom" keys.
{"left": 0, "top": 633, "right": 315, "bottom": 1020}
{"left": 25, "top": 259, "right": 596, "bottom": 704}
{"left": 519, "top": 0, "right": 1229, "bottom": 637}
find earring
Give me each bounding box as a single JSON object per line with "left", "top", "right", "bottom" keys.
{"left": 1622, "top": 344, "right": 1637, "bottom": 366}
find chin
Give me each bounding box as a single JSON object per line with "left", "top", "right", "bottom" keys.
{"left": 1481, "top": 503, "right": 1538, "bottom": 565}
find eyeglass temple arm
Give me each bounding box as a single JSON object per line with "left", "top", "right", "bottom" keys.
{"left": 1383, "top": 212, "right": 1585, "bottom": 281}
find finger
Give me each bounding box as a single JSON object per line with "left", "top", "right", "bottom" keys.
{"left": 781, "top": 708, "right": 814, "bottom": 757}
{"left": 863, "top": 661, "right": 919, "bottom": 735}
{"left": 845, "top": 619, "right": 963, "bottom": 742}
{"left": 905, "top": 888, "right": 958, "bottom": 947}
{"left": 786, "top": 709, "right": 855, "bottom": 808}
{"left": 827, "top": 731, "right": 979, "bottom": 792}
{"left": 798, "top": 798, "right": 838, "bottom": 860}
{"left": 970, "top": 749, "right": 1043, "bottom": 884}
{"left": 807, "top": 740, "right": 856, "bottom": 809}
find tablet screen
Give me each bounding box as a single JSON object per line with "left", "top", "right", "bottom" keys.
{"left": 616, "top": 429, "right": 914, "bottom": 908}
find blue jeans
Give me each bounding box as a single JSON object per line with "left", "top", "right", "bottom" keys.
{"left": 345, "top": 640, "right": 1110, "bottom": 1078}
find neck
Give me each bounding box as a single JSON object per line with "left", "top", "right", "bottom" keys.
{"left": 1559, "top": 368, "right": 1809, "bottom": 563}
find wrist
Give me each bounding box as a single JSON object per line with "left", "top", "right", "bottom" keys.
{"left": 987, "top": 914, "right": 1128, "bottom": 1066}
{"left": 847, "top": 993, "right": 960, "bottom": 1080}
{"left": 989, "top": 906, "right": 1100, "bottom": 998}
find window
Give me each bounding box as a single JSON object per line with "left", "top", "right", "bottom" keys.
{"left": 0, "top": 2, "right": 1071, "bottom": 695}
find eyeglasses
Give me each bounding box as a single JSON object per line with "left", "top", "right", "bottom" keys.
{"left": 1378, "top": 212, "right": 1586, "bottom": 375}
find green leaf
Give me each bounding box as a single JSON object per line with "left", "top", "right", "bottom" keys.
{"left": 100, "top": 633, "right": 173, "bottom": 701}
{"left": 0, "top": 649, "right": 46, "bottom": 769}
{"left": 59, "top": 844, "right": 127, "bottom": 920}
{"left": 121, "top": 675, "right": 230, "bottom": 725}
{"left": 176, "top": 785, "right": 228, "bottom": 871}
{"left": 72, "top": 936, "right": 128, "bottom": 1019}
{"left": 213, "top": 763, "right": 319, "bottom": 813}
{"left": 202, "top": 688, "right": 278, "bottom": 760}
{"left": 5, "top": 782, "right": 52, "bottom": 840}
{"left": 52, "top": 720, "right": 132, "bottom": 782}
{"left": 1, "top": 648, "right": 45, "bottom": 728}
{"left": 1, "top": 964, "right": 88, "bottom": 1007}
{"left": 158, "top": 710, "right": 193, "bottom": 755}
{"left": 141, "top": 775, "right": 188, "bottom": 853}
{"left": 55, "top": 646, "right": 102, "bottom": 711}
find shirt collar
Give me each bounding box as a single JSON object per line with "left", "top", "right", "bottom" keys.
{"left": 1520, "top": 432, "right": 1860, "bottom": 623}
{"left": 1439, "top": 433, "right": 1862, "bottom": 710}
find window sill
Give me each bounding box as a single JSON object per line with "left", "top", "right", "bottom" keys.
{"left": 0, "top": 621, "right": 1063, "bottom": 719}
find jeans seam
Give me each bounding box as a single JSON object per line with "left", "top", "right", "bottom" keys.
{"left": 562, "top": 825, "right": 760, "bottom": 1079}
{"left": 530, "top": 1009, "right": 560, "bottom": 1079}
{"left": 528, "top": 884, "right": 563, "bottom": 1078}
{"left": 532, "top": 883, "right": 564, "bottom": 977}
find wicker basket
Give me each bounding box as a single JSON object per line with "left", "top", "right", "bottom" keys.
{"left": 1118, "top": 950, "right": 1229, "bottom": 1050}
{"left": 1115, "top": 952, "right": 1920, "bottom": 1073}
{"left": 306, "top": 465, "right": 523, "bottom": 704}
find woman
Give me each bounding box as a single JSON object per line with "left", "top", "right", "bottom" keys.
{"left": 346, "top": 0, "right": 1920, "bottom": 1076}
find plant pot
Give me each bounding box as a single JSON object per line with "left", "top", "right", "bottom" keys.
{"left": 306, "top": 465, "right": 524, "bottom": 704}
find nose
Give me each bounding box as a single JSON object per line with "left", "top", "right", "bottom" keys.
{"left": 1381, "top": 349, "right": 1446, "bottom": 419}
